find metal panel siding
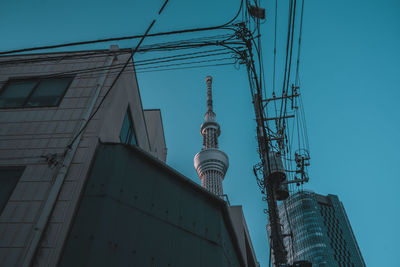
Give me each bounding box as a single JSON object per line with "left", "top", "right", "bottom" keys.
{"left": 1, "top": 248, "right": 24, "bottom": 267}
{"left": 203, "top": 200, "right": 220, "bottom": 244}
{"left": 59, "top": 144, "right": 242, "bottom": 267}
{"left": 0, "top": 201, "right": 41, "bottom": 223}
{"left": 178, "top": 183, "right": 202, "bottom": 235}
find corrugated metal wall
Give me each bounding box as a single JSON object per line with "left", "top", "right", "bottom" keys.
{"left": 59, "top": 144, "right": 241, "bottom": 267}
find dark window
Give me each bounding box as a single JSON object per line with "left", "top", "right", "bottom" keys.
{"left": 0, "top": 167, "right": 24, "bottom": 215}
{"left": 119, "top": 107, "right": 137, "bottom": 145}
{"left": 0, "top": 77, "right": 73, "bottom": 108}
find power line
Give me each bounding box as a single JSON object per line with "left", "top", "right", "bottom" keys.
{"left": 131, "top": 57, "right": 233, "bottom": 71}
{"left": 0, "top": 44, "right": 243, "bottom": 91}
{"left": 0, "top": 0, "right": 243, "bottom": 56}
{"left": 75, "top": 56, "right": 235, "bottom": 78}
{"left": 0, "top": 36, "right": 245, "bottom": 82}
{"left": 66, "top": 0, "right": 245, "bottom": 149}
{"left": 0, "top": 27, "right": 235, "bottom": 56}
{"left": 272, "top": 0, "right": 278, "bottom": 95}
{"left": 277, "top": 0, "right": 294, "bottom": 131}
{"left": 294, "top": 0, "right": 305, "bottom": 86}
{"left": 278, "top": 0, "right": 296, "bottom": 135}
{"left": 134, "top": 47, "right": 232, "bottom": 63}
{"left": 0, "top": 50, "right": 131, "bottom": 66}
{"left": 0, "top": 46, "right": 241, "bottom": 84}
{"left": 135, "top": 51, "right": 233, "bottom": 67}
{"left": 0, "top": 35, "right": 239, "bottom": 66}
{"left": 135, "top": 62, "right": 236, "bottom": 74}
{"left": 66, "top": 17, "right": 159, "bottom": 148}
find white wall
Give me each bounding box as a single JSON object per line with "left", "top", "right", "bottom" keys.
{"left": 143, "top": 109, "right": 167, "bottom": 162}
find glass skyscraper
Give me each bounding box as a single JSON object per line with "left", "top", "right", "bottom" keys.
{"left": 277, "top": 190, "right": 365, "bottom": 267}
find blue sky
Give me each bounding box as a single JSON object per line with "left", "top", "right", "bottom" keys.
{"left": 1, "top": 0, "right": 399, "bottom": 266}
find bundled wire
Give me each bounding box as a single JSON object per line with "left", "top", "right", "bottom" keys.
{"left": 0, "top": 0, "right": 243, "bottom": 56}
{"left": 63, "top": 0, "right": 245, "bottom": 148}
{"left": 0, "top": 34, "right": 243, "bottom": 65}
{"left": 0, "top": 46, "right": 244, "bottom": 85}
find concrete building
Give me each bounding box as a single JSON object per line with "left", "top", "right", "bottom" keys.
{"left": 59, "top": 143, "right": 258, "bottom": 267}
{"left": 278, "top": 191, "right": 366, "bottom": 267}
{"left": 0, "top": 47, "right": 258, "bottom": 267}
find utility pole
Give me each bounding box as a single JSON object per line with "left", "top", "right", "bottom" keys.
{"left": 233, "top": 20, "right": 311, "bottom": 266}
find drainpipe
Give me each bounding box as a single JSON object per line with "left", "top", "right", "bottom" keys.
{"left": 21, "top": 52, "right": 116, "bottom": 267}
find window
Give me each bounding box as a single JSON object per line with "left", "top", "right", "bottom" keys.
{"left": 0, "top": 167, "right": 24, "bottom": 215}
{"left": 119, "top": 106, "right": 137, "bottom": 145}
{"left": 0, "top": 76, "right": 73, "bottom": 108}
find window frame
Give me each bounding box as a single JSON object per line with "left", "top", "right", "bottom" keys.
{"left": 0, "top": 166, "right": 25, "bottom": 216}
{"left": 0, "top": 75, "right": 74, "bottom": 109}
{"left": 119, "top": 105, "right": 138, "bottom": 146}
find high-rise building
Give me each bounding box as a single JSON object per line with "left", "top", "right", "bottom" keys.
{"left": 194, "top": 76, "right": 229, "bottom": 196}
{"left": 278, "top": 190, "right": 366, "bottom": 267}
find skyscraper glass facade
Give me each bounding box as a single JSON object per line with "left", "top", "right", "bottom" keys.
{"left": 278, "top": 191, "right": 366, "bottom": 267}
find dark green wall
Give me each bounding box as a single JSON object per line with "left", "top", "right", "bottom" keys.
{"left": 59, "top": 144, "right": 242, "bottom": 267}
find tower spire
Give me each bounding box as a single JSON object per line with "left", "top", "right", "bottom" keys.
{"left": 206, "top": 76, "right": 213, "bottom": 112}
{"left": 194, "top": 76, "right": 229, "bottom": 196}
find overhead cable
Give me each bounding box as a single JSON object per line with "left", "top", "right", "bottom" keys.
{"left": 66, "top": 15, "right": 160, "bottom": 148}
{"left": 0, "top": 0, "right": 243, "bottom": 55}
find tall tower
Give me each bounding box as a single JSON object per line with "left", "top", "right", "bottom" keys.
{"left": 194, "top": 76, "right": 229, "bottom": 196}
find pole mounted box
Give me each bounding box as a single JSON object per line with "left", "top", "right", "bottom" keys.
{"left": 249, "top": 5, "right": 265, "bottom": 20}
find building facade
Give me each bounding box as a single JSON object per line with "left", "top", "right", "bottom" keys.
{"left": 59, "top": 143, "right": 258, "bottom": 267}
{"left": 0, "top": 47, "right": 258, "bottom": 267}
{"left": 278, "top": 191, "right": 366, "bottom": 267}
{"left": 0, "top": 47, "right": 165, "bottom": 267}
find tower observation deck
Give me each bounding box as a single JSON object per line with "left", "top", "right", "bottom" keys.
{"left": 194, "top": 76, "right": 229, "bottom": 196}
